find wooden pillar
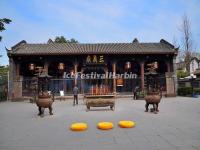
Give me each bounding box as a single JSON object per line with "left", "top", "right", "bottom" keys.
{"left": 81, "top": 68, "right": 84, "bottom": 94}
{"left": 166, "top": 61, "right": 171, "bottom": 73}
{"left": 74, "top": 63, "right": 78, "bottom": 86}
{"left": 140, "top": 61, "right": 144, "bottom": 90}
{"left": 44, "top": 61, "right": 49, "bottom": 74}
{"left": 112, "top": 62, "right": 116, "bottom": 94}
{"left": 105, "top": 67, "right": 108, "bottom": 86}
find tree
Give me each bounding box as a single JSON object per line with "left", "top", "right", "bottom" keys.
{"left": 172, "top": 36, "right": 183, "bottom": 62}
{"left": 54, "top": 36, "right": 78, "bottom": 43}
{"left": 0, "top": 65, "right": 9, "bottom": 76}
{"left": 54, "top": 36, "right": 67, "bottom": 43}
{"left": 180, "top": 14, "right": 194, "bottom": 73}
{"left": 0, "top": 65, "right": 9, "bottom": 101}
{"left": 69, "top": 38, "right": 78, "bottom": 43}
{"left": 0, "top": 18, "right": 12, "bottom": 41}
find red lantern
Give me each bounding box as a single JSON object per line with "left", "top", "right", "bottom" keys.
{"left": 154, "top": 62, "right": 158, "bottom": 69}
{"left": 70, "top": 70, "right": 74, "bottom": 75}
{"left": 29, "top": 63, "right": 35, "bottom": 71}
{"left": 58, "top": 63, "right": 65, "bottom": 70}
{"left": 117, "top": 78, "right": 123, "bottom": 86}
{"left": 125, "top": 62, "right": 131, "bottom": 69}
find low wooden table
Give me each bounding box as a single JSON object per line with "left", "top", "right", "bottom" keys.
{"left": 84, "top": 94, "right": 115, "bottom": 111}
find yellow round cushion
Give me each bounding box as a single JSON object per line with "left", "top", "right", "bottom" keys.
{"left": 97, "top": 122, "right": 114, "bottom": 130}
{"left": 70, "top": 123, "right": 88, "bottom": 131}
{"left": 118, "top": 120, "right": 135, "bottom": 128}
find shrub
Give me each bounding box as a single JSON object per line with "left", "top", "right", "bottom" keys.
{"left": 177, "top": 87, "right": 200, "bottom": 96}
{"left": 177, "top": 70, "right": 189, "bottom": 79}
{"left": 136, "top": 90, "right": 146, "bottom": 99}
{"left": 0, "top": 91, "right": 7, "bottom": 101}
{"left": 193, "top": 88, "right": 200, "bottom": 95}
{"left": 177, "top": 87, "right": 192, "bottom": 96}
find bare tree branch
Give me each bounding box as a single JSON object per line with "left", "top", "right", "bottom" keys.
{"left": 180, "top": 14, "right": 195, "bottom": 72}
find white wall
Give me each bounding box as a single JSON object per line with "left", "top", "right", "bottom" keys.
{"left": 190, "top": 59, "right": 199, "bottom": 73}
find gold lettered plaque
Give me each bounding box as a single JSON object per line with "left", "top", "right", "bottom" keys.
{"left": 93, "top": 55, "right": 98, "bottom": 63}
{"left": 86, "top": 55, "right": 105, "bottom": 64}
{"left": 99, "top": 55, "right": 104, "bottom": 63}
{"left": 86, "top": 55, "right": 92, "bottom": 63}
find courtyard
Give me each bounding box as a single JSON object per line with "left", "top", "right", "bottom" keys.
{"left": 0, "top": 97, "right": 200, "bottom": 150}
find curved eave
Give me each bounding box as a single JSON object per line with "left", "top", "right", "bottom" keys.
{"left": 6, "top": 47, "right": 13, "bottom": 57}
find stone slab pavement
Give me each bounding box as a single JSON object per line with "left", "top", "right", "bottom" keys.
{"left": 0, "top": 97, "right": 200, "bottom": 150}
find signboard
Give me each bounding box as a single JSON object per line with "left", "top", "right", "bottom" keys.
{"left": 85, "top": 55, "right": 105, "bottom": 64}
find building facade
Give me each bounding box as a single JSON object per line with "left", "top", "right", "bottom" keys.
{"left": 190, "top": 57, "right": 199, "bottom": 74}
{"left": 176, "top": 56, "right": 200, "bottom": 75}
{"left": 7, "top": 39, "right": 178, "bottom": 100}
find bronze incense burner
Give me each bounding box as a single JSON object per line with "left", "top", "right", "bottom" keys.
{"left": 144, "top": 62, "right": 162, "bottom": 114}
{"left": 34, "top": 67, "right": 54, "bottom": 117}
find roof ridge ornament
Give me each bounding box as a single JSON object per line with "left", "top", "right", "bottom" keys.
{"left": 160, "top": 39, "right": 174, "bottom": 48}
{"left": 11, "top": 40, "right": 27, "bottom": 50}
{"left": 47, "top": 39, "right": 54, "bottom": 44}
{"left": 132, "top": 38, "right": 139, "bottom": 43}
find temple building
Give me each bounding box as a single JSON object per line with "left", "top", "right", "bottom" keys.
{"left": 7, "top": 39, "right": 178, "bottom": 100}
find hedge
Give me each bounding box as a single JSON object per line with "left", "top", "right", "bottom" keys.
{"left": 0, "top": 91, "right": 7, "bottom": 101}
{"left": 178, "top": 87, "right": 200, "bottom": 96}
{"left": 193, "top": 88, "right": 200, "bottom": 94}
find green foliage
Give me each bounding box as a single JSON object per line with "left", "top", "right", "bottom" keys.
{"left": 69, "top": 38, "right": 78, "bottom": 43}
{"left": 0, "top": 66, "right": 8, "bottom": 101}
{"left": 177, "top": 70, "right": 189, "bottom": 78}
{"left": 54, "top": 36, "right": 67, "bottom": 43}
{"left": 54, "top": 36, "right": 78, "bottom": 43}
{"left": 193, "top": 88, "right": 200, "bottom": 95}
{"left": 0, "top": 18, "right": 12, "bottom": 41}
{"left": 178, "top": 87, "right": 200, "bottom": 96}
{"left": 136, "top": 90, "right": 146, "bottom": 99}
{"left": 177, "top": 87, "right": 192, "bottom": 96}
{"left": 0, "top": 66, "right": 9, "bottom": 76}
{"left": 0, "top": 92, "right": 6, "bottom": 101}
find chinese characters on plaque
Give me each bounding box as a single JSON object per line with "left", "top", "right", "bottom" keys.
{"left": 86, "top": 55, "right": 105, "bottom": 64}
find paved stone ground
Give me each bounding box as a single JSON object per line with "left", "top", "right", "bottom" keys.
{"left": 0, "top": 97, "right": 200, "bottom": 150}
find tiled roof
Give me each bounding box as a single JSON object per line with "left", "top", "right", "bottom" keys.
{"left": 7, "top": 39, "right": 177, "bottom": 56}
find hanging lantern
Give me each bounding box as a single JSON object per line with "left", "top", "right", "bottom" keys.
{"left": 70, "top": 69, "right": 74, "bottom": 76}
{"left": 117, "top": 78, "right": 123, "bottom": 86}
{"left": 58, "top": 63, "right": 65, "bottom": 70}
{"left": 154, "top": 62, "right": 158, "bottom": 69}
{"left": 125, "top": 62, "right": 131, "bottom": 69}
{"left": 29, "top": 63, "right": 35, "bottom": 71}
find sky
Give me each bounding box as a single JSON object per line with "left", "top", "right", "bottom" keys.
{"left": 0, "top": 0, "right": 200, "bottom": 65}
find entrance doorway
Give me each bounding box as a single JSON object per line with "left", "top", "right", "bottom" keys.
{"left": 82, "top": 66, "right": 112, "bottom": 95}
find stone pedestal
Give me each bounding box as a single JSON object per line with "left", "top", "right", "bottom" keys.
{"left": 165, "top": 72, "right": 176, "bottom": 97}
{"left": 12, "top": 76, "right": 23, "bottom": 100}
